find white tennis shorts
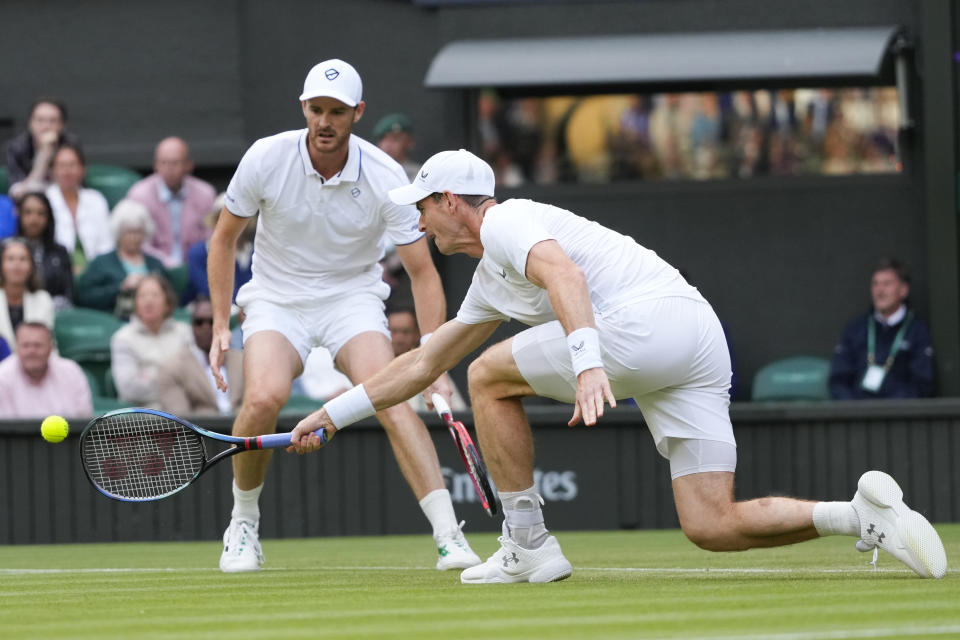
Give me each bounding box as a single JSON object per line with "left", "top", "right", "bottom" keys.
{"left": 512, "top": 296, "right": 736, "bottom": 475}
{"left": 237, "top": 285, "right": 390, "bottom": 365}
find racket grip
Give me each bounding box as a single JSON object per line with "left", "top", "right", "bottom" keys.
{"left": 431, "top": 393, "right": 452, "bottom": 416}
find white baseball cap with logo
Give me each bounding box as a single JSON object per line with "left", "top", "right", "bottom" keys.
{"left": 388, "top": 149, "right": 495, "bottom": 205}
{"left": 299, "top": 58, "right": 363, "bottom": 107}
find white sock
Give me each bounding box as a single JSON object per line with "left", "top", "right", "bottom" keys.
{"left": 501, "top": 485, "right": 549, "bottom": 549}
{"left": 419, "top": 489, "right": 459, "bottom": 537}
{"left": 231, "top": 481, "right": 263, "bottom": 523}
{"left": 812, "top": 501, "right": 860, "bottom": 536}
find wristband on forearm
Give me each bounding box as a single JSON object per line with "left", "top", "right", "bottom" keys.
{"left": 567, "top": 327, "right": 603, "bottom": 376}
{"left": 419, "top": 332, "right": 433, "bottom": 346}
{"left": 322, "top": 384, "right": 376, "bottom": 429}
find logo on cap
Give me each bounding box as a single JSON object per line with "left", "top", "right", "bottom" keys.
{"left": 325, "top": 68, "right": 340, "bottom": 81}
{"left": 419, "top": 170, "right": 429, "bottom": 181}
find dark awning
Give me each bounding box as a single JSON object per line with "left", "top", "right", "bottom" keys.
{"left": 425, "top": 27, "right": 904, "bottom": 93}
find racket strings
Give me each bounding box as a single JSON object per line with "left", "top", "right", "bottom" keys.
{"left": 81, "top": 413, "right": 205, "bottom": 500}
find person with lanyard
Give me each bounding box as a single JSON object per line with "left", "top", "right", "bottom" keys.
{"left": 829, "top": 258, "right": 934, "bottom": 399}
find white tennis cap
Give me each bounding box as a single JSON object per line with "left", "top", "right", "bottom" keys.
{"left": 299, "top": 59, "right": 362, "bottom": 107}
{"left": 388, "top": 149, "right": 495, "bottom": 205}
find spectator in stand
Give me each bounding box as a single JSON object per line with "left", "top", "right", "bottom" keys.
{"left": 829, "top": 258, "right": 935, "bottom": 399}
{"left": 180, "top": 194, "right": 255, "bottom": 306}
{"left": 156, "top": 295, "right": 244, "bottom": 415}
{"left": 110, "top": 274, "right": 192, "bottom": 406}
{"left": 0, "top": 237, "right": 54, "bottom": 351}
{"left": 16, "top": 192, "right": 74, "bottom": 310}
{"left": 75, "top": 199, "right": 167, "bottom": 320}
{"left": 387, "top": 306, "right": 468, "bottom": 412}
{"left": 5, "top": 99, "right": 82, "bottom": 200}
{"left": 45, "top": 144, "right": 113, "bottom": 273}
{"left": 374, "top": 113, "right": 419, "bottom": 181}
{"left": 0, "top": 322, "right": 92, "bottom": 418}
{"left": 126, "top": 137, "right": 216, "bottom": 267}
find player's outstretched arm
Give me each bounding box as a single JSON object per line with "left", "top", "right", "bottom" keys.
{"left": 288, "top": 319, "right": 499, "bottom": 454}
{"left": 525, "top": 239, "right": 616, "bottom": 426}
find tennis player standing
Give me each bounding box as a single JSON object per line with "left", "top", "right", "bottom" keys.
{"left": 289, "top": 149, "right": 947, "bottom": 583}
{"left": 208, "top": 60, "right": 480, "bottom": 572}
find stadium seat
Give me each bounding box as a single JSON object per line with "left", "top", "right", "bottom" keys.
{"left": 0, "top": 166, "right": 7, "bottom": 194}
{"left": 751, "top": 356, "right": 831, "bottom": 402}
{"left": 167, "top": 264, "right": 189, "bottom": 299}
{"left": 81, "top": 366, "right": 103, "bottom": 397}
{"left": 84, "top": 164, "right": 141, "bottom": 209}
{"left": 92, "top": 396, "right": 127, "bottom": 415}
{"left": 54, "top": 307, "right": 124, "bottom": 361}
{"left": 280, "top": 394, "right": 325, "bottom": 415}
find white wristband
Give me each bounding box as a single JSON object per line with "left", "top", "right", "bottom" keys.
{"left": 419, "top": 332, "right": 433, "bottom": 346}
{"left": 322, "top": 384, "right": 376, "bottom": 429}
{"left": 567, "top": 327, "right": 603, "bottom": 376}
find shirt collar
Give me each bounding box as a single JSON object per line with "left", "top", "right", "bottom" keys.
{"left": 157, "top": 179, "right": 185, "bottom": 202}
{"left": 297, "top": 131, "right": 362, "bottom": 185}
{"left": 874, "top": 304, "right": 907, "bottom": 327}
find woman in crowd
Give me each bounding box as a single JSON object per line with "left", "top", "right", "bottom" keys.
{"left": 45, "top": 144, "right": 113, "bottom": 273}
{"left": 0, "top": 237, "right": 54, "bottom": 350}
{"left": 110, "top": 273, "right": 191, "bottom": 406}
{"left": 16, "top": 191, "right": 73, "bottom": 309}
{"left": 75, "top": 199, "right": 167, "bottom": 320}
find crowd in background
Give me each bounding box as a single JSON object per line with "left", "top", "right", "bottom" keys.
{"left": 479, "top": 87, "right": 901, "bottom": 186}
{"left": 0, "top": 94, "right": 933, "bottom": 420}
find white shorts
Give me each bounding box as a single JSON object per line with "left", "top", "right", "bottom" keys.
{"left": 512, "top": 296, "right": 736, "bottom": 465}
{"left": 237, "top": 285, "right": 390, "bottom": 365}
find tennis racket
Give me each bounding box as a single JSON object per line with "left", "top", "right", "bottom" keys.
{"left": 79, "top": 407, "right": 327, "bottom": 502}
{"left": 432, "top": 393, "right": 499, "bottom": 517}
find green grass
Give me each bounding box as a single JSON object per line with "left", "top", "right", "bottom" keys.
{"left": 2, "top": 526, "right": 959, "bottom": 639}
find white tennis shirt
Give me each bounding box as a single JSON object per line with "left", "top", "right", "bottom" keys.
{"left": 456, "top": 199, "right": 705, "bottom": 326}
{"left": 225, "top": 131, "right": 423, "bottom": 304}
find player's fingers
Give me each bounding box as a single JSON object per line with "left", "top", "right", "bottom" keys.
{"left": 568, "top": 402, "right": 582, "bottom": 427}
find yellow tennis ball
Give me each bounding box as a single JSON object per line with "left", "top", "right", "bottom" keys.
{"left": 41, "top": 415, "right": 69, "bottom": 443}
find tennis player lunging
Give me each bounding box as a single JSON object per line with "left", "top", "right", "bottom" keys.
{"left": 208, "top": 61, "right": 480, "bottom": 572}
{"left": 289, "top": 149, "right": 947, "bottom": 583}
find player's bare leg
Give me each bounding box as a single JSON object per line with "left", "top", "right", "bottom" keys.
{"left": 672, "top": 471, "right": 818, "bottom": 550}
{"left": 336, "top": 331, "right": 480, "bottom": 569}
{"left": 220, "top": 331, "right": 301, "bottom": 573}
{"left": 461, "top": 338, "right": 572, "bottom": 583}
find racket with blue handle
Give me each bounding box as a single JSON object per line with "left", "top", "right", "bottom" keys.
{"left": 432, "top": 393, "right": 499, "bottom": 517}
{"left": 79, "top": 408, "right": 327, "bottom": 502}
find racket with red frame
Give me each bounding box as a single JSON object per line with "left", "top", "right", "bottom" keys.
{"left": 432, "top": 393, "right": 499, "bottom": 517}
{"left": 79, "top": 408, "right": 327, "bottom": 502}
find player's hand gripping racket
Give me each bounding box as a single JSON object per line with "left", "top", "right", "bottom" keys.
{"left": 432, "top": 393, "right": 499, "bottom": 517}
{"left": 79, "top": 408, "right": 327, "bottom": 502}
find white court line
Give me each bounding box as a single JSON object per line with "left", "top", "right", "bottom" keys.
{"left": 0, "top": 565, "right": 934, "bottom": 575}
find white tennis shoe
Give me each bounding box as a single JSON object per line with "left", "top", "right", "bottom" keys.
{"left": 851, "top": 470, "right": 947, "bottom": 579}
{"left": 219, "top": 519, "right": 264, "bottom": 573}
{"left": 460, "top": 533, "right": 572, "bottom": 584}
{"left": 435, "top": 520, "right": 482, "bottom": 570}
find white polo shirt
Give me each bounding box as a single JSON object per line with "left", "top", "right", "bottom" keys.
{"left": 225, "top": 130, "right": 423, "bottom": 304}
{"left": 456, "top": 199, "right": 705, "bottom": 326}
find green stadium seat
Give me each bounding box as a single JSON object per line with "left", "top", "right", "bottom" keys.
{"left": 280, "top": 394, "right": 325, "bottom": 416}
{"left": 85, "top": 164, "right": 141, "bottom": 209}
{"left": 751, "top": 356, "right": 831, "bottom": 402}
{"left": 167, "top": 264, "right": 189, "bottom": 299}
{"left": 103, "top": 365, "right": 117, "bottom": 399}
{"left": 0, "top": 166, "right": 8, "bottom": 195}
{"left": 92, "top": 396, "right": 128, "bottom": 415}
{"left": 81, "top": 366, "right": 103, "bottom": 397}
{"left": 54, "top": 307, "right": 124, "bottom": 362}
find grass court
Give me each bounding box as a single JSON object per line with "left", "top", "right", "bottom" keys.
{"left": 2, "top": 525, "right": 958, "bottom": 639}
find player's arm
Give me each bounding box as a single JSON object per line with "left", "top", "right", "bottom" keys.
{"left": 288, "top": 318, "right": 500, "bottom": 453}
{"left": 525, "top": 239, "right": 615, "bottom": 427}
{"left": 394, "top": 236, "right": 453, "bottom": 404}
{"left": 206, "top": 207, "right": 248, "bottom": 391}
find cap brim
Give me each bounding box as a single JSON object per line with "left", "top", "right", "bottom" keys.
{"left": 298, "top": 90, "right": 358, "bottom": 107}
{"left": 388, "top": 183, "right": 433, "bottom": 206}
